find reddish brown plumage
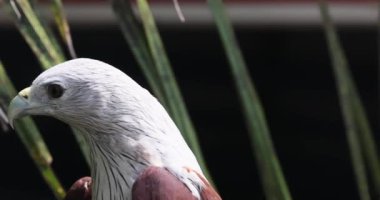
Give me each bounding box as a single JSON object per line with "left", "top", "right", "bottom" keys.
{"left": 64, "top": 176, "right": 92, "bottom": 200}
{"left": 65, "top": 167, "right": 221, "bottom": 200}
{"left": 132, "top": 166, "right": 221, "bottom": 200}
{"left": 185, "top": 167, "right": 222, "bottom": 200}
{"left": 132, "top": 167, "right": 196, "bottom": 200}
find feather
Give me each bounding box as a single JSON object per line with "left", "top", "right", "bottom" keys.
{"left": 185, "top": 167, "right": 221, "bottom": 200}
{"left": 132, "top": 167, "right": 221, "bottom": 200}
{"left": 64, "top": 177, "right": 92, "bottom": 200}
{"left": 132, "top": 166, "right": 196, "bottom": 200}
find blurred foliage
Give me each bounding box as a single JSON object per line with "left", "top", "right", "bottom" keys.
{"left": 320, "top": 1, "right": 380, "bottom": 199}
{"left": 0, "top": 62, "right": 65, "bottom": 200}
{"left": 2, "top": 0, "right": 91, "bottom": 166}
{"left": 207, "top": 0, "right": 292, "bottom": 199}
{"left": 1, "top": 0, "right": 379, "bottom": 200}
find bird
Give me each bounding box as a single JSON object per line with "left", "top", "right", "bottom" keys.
{"left": 7, "top": 58, "right": 221, "bottom": 200}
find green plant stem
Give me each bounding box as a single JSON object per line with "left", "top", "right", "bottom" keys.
{"left": 15, "top": 0, "right": 65, "bottom": 66}
{"left": 136, "top": 0, "right": 213, "bottom": 183}
{"left": 319, "top": 1, "right": 380, "bottom": 199}
{"left": 111, "top": 0, "right": 166, "bottom": 104}
{"left": 50, "top": 0, "right": 77, "bottom": 58}
{"left": 207, "top": 0, "right": 292, "bottom": 200}
{"left": 4, "top": 1, "right": 52, "bottom": 67}
{"left": 0, "top": 62, "right": 66, "bottom": 200}
{"left": 4, "top": 0, "right": 91, "bottom": 166}
{"left": 16, "top": 118, "right": 66, "bottom": 200}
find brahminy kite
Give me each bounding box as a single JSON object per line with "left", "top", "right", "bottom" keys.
{"left": 8, "top": 58, "right": 221, "bottom": 200}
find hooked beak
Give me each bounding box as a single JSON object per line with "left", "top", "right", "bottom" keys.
{"left": 8, "top": 87, "right": 32, "bottom": 129}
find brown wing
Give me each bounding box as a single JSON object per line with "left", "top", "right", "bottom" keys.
{"left": 64, "top": 176, "right": 92, "bottom": 200}
{"left": 132, "top": 166, "right": 196, "bottom": 200}
{"left": 185, "top": 167, "right": 222, "bottom": 200}
{"left": 132, "top": 166, "right": 222, "bottom": 200}
{"left": 64, "top": 167, "right": 222, "bottom": 200}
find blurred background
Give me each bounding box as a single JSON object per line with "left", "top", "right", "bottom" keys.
{"left": 0, "top": 0, "right": 378, "bottom": 199}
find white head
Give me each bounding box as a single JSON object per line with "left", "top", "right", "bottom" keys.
{"left": 8, "top": 58, "right": 199, "bottom": 165}
{"left": 8, "top": 58, "right": 205, "bottom": 199}
{"left": 9, "top": 59, "right": 141, "bottom": 128}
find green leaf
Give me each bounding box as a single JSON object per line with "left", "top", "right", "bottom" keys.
{"left": 111, "top": 0, "right": 166, "bottom": 104}
{"left": 3, "top": 0, "right": 91, "bottom": 175}
{"left": 112, "top": 0, "right": 214, "bottom": 184}
{"left": 0, "top": 62, "right": 66, "bottom": 200}
{"left": 319, "top": 1, "right": 380, "bottom": 199}
{"left": 3, "top": 0, "right": 65, "bottom": 68}
{"left": 207, "top": 0, "right": 292, "bottom": 199}
{"left": 49, "top": 0, "right": 77, "bottom": 58}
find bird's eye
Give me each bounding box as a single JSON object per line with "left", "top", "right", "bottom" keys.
{"left": 47, "top": 84, "right": 64, "bottom": 99}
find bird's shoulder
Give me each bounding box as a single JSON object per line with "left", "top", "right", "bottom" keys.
{"left": 132, "top": 166, "right": 221, "bottom": 200}
{"left": 64, "top": 176, "right": 92, "bottom": 200}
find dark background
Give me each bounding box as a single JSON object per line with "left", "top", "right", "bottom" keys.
{"left": 0, "top": 24, "right": 378, "bottom": 199}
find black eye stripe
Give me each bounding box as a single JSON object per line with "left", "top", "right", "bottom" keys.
{"left": 47, "top": 84, "right": 64, "bottom": 99}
